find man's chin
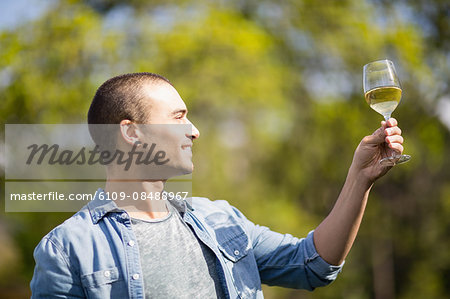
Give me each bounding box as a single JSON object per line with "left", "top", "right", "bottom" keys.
{"left": 181, "top": 164, "right": 194, "bottom": 175}
{"left": 168, "top": 163, "right": 193, "bottom": 177}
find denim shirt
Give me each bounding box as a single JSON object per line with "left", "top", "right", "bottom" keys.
{"left": 30, "top": 189, "right": 343, "bottom": 298}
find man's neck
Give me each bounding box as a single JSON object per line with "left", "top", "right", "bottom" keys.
{"left": 104, "top": 179, "right": 169, "bottom": 220}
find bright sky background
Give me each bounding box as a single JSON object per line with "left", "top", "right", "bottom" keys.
{"left": 0, "top": 0, "right": 54, "bottom": 30}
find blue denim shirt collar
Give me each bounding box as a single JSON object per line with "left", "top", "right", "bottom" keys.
{"left": 87, "top": 190, "right": 121, "bottom": 224}
{"left": 87, "top": 188, "right": 194, "bottom": 224}
{"left": 168, "top": 195, "right": 194, "bottom": 214}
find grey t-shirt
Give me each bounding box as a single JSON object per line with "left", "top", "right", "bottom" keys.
{"left": 131, "top": 203, "right": 225, "bottom": 298}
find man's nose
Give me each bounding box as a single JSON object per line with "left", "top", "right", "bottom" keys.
{"left": 187, "top": 120, "right": 200, "bottom": 140}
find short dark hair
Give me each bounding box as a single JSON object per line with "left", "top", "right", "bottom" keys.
{"left": 88, "top": 72, "right": 171, "bottom": 125}
{"left": 87, "top": 72, "right": 172, "bottom": 147}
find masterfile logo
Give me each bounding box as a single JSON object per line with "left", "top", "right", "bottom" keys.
{"left": 4, "top": 124, "right": 192, "bottom": 212}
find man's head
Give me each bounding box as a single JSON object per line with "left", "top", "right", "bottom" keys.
{"left": 87, "top": 72, "right": 200, "bottom": 178}
{"left": 88, "top": 72, "right": 172, "bottom": 127}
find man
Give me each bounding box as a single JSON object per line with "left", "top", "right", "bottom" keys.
{"left": 30, "top": 72, "right": 405, "bottom": 298}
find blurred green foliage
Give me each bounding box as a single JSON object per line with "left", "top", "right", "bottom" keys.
{"left": 1, "top": 0, "right": 449, "bottom": 298}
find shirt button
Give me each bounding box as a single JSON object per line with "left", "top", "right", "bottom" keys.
{"left": 234, "top": 250, "right": 240, "bottom": 256}
{"left": 128, "top": 240, "right": 135, "bottom": 247}
{"left": 121, "top": 213, "right": 128, "bottom": 219}
{"left": 132, "top": 273, "right": 140, "bottom": 280}
{"left": 104, "top": 270, "right": 111, "bottom": 277}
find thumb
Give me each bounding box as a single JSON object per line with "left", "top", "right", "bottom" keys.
{"left": 363, "top": 122, "right": 387, "bottom": 145}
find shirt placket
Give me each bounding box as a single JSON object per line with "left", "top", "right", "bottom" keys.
{"left": 118, "top": 211, "right": 144, "bottom": 299}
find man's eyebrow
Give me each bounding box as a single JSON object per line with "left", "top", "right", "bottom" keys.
{"left": 171, "top": 109, "right": 188, "bottom": 116}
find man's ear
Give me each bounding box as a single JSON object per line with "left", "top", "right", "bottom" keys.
{"left": 119, "top": 119, "right": 140, "bottom": 145}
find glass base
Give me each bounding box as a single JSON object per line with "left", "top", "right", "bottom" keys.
{"left": 380, "top": 154, "right": 411, "bottom": 166}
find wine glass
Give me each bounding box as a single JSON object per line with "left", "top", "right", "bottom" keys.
{"left": 363, "top": 59, "right": 411, "bottom": 166}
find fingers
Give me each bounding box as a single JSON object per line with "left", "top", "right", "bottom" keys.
{"left": 388, "top": 142, "right": 404, "bottom": 153}
{"left": 363, "top": 118, "right": 403, "bottom": 146}
{"left": 386, "top": 135, "right": 404, "bottom": 152}
{"left": 385, "top": 118, "right": 398, "bottom": 127}
{"left": 384, "top": 118, "right": 404, "bottom": 153}
{"left": 386, "top": 135, "right": 403, "bottom": 144}
{"left": 385, "top": 126, "right": 402, "bottom": 137}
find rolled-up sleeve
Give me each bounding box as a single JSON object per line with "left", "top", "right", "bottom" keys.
{"left": 230, "top": 206, "right": 344, "bottom": 290}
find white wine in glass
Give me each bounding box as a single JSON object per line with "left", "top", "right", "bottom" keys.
{"left": 363, "top": 59, "right": 411, "bottom": 166}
